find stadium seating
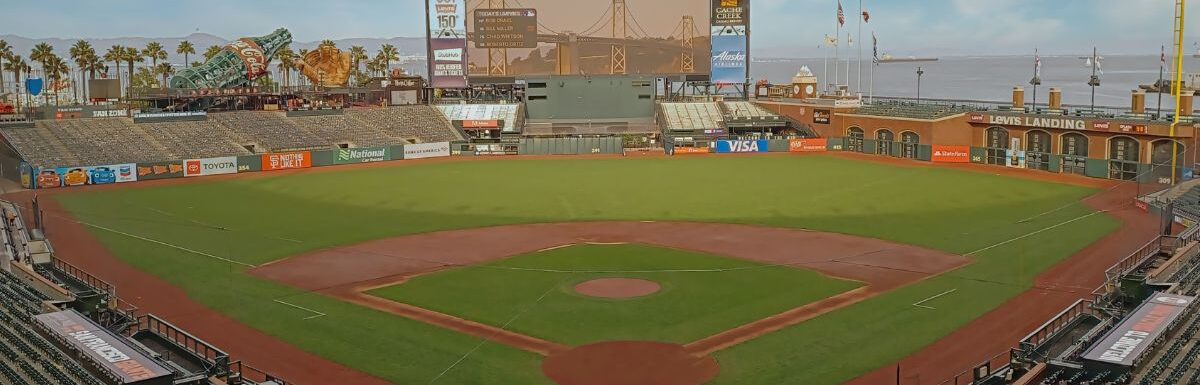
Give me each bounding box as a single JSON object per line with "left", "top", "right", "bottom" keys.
{"left": 659, "top": 102, "right": 725, "bottom": 131}
{"left": 853, "top": 100, "right": 977, "bottom": 120}
{"left": 0, "top": 269, "right": 105, "bottom": 385}
{"left": 347, "top": 106, "right": 463, "bottom": 143}
{"left": 1, "top": 106, "right": 464, "bottom": 168}
{"left": 722, "top": 101, "right": 777, "bottom": 118}
{"left": 435, "top": 104, "right": 520, "bottom": 133}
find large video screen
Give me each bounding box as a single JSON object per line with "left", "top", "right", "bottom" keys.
{"left": 464, "top": 0, "right": 711, "bottom": 77}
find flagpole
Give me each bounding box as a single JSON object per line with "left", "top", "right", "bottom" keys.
{"left": 824, "top": 38, "right": 830, "bottom": 93}
{"left": 846, "top": 32, "right": 852, "bottom": 91}
{"left": 857, "top": 0, "right": 863, "bottom": 93}
{"left": 1158, "top": 45, "right": 1166, "bottom": 118}
{"left": 835, "top": 14, "right": 841, "bottom": 87}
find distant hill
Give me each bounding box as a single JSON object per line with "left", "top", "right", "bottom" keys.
{"left": 0, "top": 33, "right": 428, "bottom": 65}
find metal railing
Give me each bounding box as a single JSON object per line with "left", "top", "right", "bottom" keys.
{"left": 130, "top": 314, "right": 231, "bottom": 377}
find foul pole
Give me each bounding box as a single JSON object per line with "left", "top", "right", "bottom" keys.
{"left": 1171, "top": 0, "right": 1186, "bottom": 185}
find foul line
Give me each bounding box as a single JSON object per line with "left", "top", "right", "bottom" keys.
{"left": 964, "top": 210, "right": 1107, "bottom": 257}
{"left": 80, "top": 221, "right": 258, "bottom": 268}
{"left": 912, "top": 288, "right": 958, "bottom": 310}
{"left": 273, "top": 299, "right": 327, "bottom": 320}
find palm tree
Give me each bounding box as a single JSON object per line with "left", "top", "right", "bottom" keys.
{"left": 0, "top": 40, "right": 11, "bottom": 94}
{"left": 378, "top": 44, "right": 399, "bottom": 75}
{"left": 366, "top": 56, "right": 384, "bottom": 77}
{"left": 46, "top": 56, "right": 69, "bottom": 105}
{"left": 30, "top": 43, "right": 55, "bottom": 106}
{"left": 273, "top": 46, "right": 295, "bottom": 88}
{"left": 155, "top": 62, "right": 174, "bottom": 89}
{"left": 296, "top": 49, "right": 310, "bottom": 86}
{"left": 176, "top": 40, "right": 195, "bottom": 68}
{"left": 203, "top": 45, "right": 222, "bottom": 61}
{"left": 6, "top": 55, "right": 26, "bottom": 111}
{"left": 104, "top": 45, "right": 124, "bottom": 81}
{"left": 349, "top": 45, "right": 367, "bottom": 79}
{"left": 69, "top": 40, "right": 95, "bottom": 103}
{"left": 122, "top": 46, "right": 143, "bottom": 86}
{"left": 319, "top": 40, "right": 336, "bottom": 49}
{"left": 142, "top": 42, "right": 167, "bottom": 87}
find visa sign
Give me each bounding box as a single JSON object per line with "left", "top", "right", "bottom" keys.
{"left": 716, "top": 140, "right": 768, "bottom": 153}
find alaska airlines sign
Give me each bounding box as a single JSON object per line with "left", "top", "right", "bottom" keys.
{"left": 987, "top": 115, "right": 1087, "bottom": 130}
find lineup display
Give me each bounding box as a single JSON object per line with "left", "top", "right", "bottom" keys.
{"left": 474, "top": 9, "right": 538, "bottom": 49}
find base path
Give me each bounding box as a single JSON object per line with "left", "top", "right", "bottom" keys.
{"left": 840, "top": 154, "right": 1161, "bottom": 385}
{"left": 252, "top": 221, "right": 969, "bottom": 359}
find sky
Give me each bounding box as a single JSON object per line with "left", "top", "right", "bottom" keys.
{"left": 1, "top": 0, "right": 1194, "bottom": 57}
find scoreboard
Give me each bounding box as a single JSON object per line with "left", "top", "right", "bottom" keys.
{"left": 474, "top": 9, "right": 538, "bottom": 49}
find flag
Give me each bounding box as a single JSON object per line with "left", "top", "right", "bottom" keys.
{"left": 872, "top": 32, "right": 878, "bottom": 64}
{"left": 824, "top": 34, "right": 839, "bottom": 47}
{"left": 1034, "top": 49, "right": 1041, "bottom": 78}
{"left": 862, "top": 10, "right": 870, "bottom": 23}
{"left": 1162, "top": 45, "right": 1167, "bottom": 67}
{"left": 847, "top": 34, "right": 854, "bottom": 47}
{"left": 837, "top": 1, "right": 845, "bottom": 26}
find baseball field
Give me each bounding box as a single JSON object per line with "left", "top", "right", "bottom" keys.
{"left": 47, "top": 154, "right": 1120, "bottom": 385}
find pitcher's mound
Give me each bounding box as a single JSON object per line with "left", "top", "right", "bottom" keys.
{"left": 574, "top": 278, "right": 660, "bottom": 299}
{"left": 542, "top": 341, "right": 719, "bottom": 385}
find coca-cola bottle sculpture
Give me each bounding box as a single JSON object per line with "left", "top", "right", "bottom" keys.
{"left": 170, "top": 28, "right": 292, "bottom": 89}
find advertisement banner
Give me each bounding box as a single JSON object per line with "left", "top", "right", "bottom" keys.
{"left": 184, "top": 157, "right": 238, "bottom": 177}
{"left": 47, "top": 164, "right": 137, "bottom": 188}
{"left": 813, "top": 109, "right": 831, "bottom": 124}
{"left": 711, "top": 0, "right": 747, "bottom": 26}
{"left": 710, "top": 31, "right": 747, "bottom": 85}
{"left": 19, "top": 163, "right": 31, "bottom": 189}
{"left": 429, "top": 0, "right": 468, "bottom": 88}
{"left": 462, "top": 120, "right": 500, "bottom": 129}
{"left": 788, "top": 138, "right": 828, "bottom": 152}
{"left": 1006, "top": 137, "right": 1025, "bottom": 169}
{"left": 716, "top": 140, "right": 769, "bottom": 153}
{"left": 403, "top": 142, "right": 452, "bottom": 160}
{"left": 673, "top": 146, "right": 710, "bottom": 155}
{"left": 137, "top": 161, "right": 186, "bottom": 180}
{"left": 336, "top": 147, "right": 391, "bottom": 164}
{"left": 262, "top": 152, "right": 312, "bottom": 171}
{"left": 931, "top": 145, "right": 970, "bottom": 163}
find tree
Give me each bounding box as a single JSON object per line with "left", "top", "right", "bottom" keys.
{"left": 378, "top": 44, "right": 399, "bottom": 75}
{"left": 349, "top": 45, "right": 367, "bottom": 78}
{"left": 203, "top": 45, "right": 222, "bottom": 61}
{"left": 176, "top": 40, "right": 195, "bottom": 68}
{"left": 46, "top": 56, "right": 69, "bottom": 105}
{"left": 366, "top": 55, "right": 384, "bottom": 77}
{"left": 122, "top": 46, "right": 143, "bottom": 88}
{"left": 0, "top": 40, "right": 11, "bottom": 95}
{"left": 30, "top": 43, "right": 55, "bottom": 106}
{"left": 142, "top": 42, "right": 167, "bottom": 87}
{"left": 296, "top": 49, "right": 310, "bottom": 86}
{"left": 6, "top": 55, "right": 26, "bottom": 111}
{"left": 104, "top": 45, "right": 124, "bottom": 81}
{"left": 69, "top": 40, "right": 95, "bottom": 103}
{"left": 155, "top": 62, "right": 174, "bottom": 89}
{"left": 273, "top": 46, "right": 295, "bottom": 88}
{"left": 129, "top": 67, "right": 157, "bottom": 89}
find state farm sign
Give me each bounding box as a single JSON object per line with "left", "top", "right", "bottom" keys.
{"left": 184, "top": 157, "right": 238, "bottom": 177}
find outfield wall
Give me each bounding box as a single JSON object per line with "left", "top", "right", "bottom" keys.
{"left": 27, "top": 142, "right": 454, "bottom": 190}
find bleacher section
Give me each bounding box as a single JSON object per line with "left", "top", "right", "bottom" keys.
{"left": 435, "top": 104, "right": 520, "bottom": 133}
{"left": 0, "top": 106, "right": 463, "bottom": 168}
{"left": 345, "top": 106, "right": 462, "bottom": 143}
{"left": 852, "top": 100, "right": 977, "bottom": 120}
{"left": 659, "top": 102, "right": 725, "bottom": 131}
{"left": 0, "top": 268, "right": 107, "bottom": 385}
{"left": 722, "top": 101, "right": 777, "bottom": 118}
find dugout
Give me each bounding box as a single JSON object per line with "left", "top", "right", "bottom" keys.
{"left": 32, "top": 310, "right": 174, "bottom": 385}
{"left": 1080, "top": 293, "right": 1195, "bottom": 375}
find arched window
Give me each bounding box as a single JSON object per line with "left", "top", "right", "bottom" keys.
{"left": 876, "top": 129, "right": 895, "bottom": 156}
{"left": 1150, "top": 139, "right": 1186, "bottom": 184}
{"left": 1025, "top": 130, "right": 1051, "bottom": 171}
{"left": 1060, "top": 133, "right": 1089, "bottom": 175}
{"left": 1108, "top": 137, "right": 1140, "bottom": 180}
{"left": 985, "top": 127, "right": 1009, "bottom": 166}
{"left": 900, "top": 131, "right": 920, "bottom": 159}
{"left": 847, "top": 127, "right": 865, "bottom": 153}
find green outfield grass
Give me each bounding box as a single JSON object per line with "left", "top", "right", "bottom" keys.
{"left": 369, "top": 244, "right": 861, "bottom": 345}
{"left": 54, "top": 155, "right": 1120, "bottom": 385}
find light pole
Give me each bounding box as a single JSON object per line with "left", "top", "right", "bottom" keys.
{"left": 916, "top": 66, "right": 924, "bottom": 104}
{"left": 1031, "top": 49, "right": 1041, "bottom": 114}
{"left": 1088, "top": 47, "right": 1101, "bottom": 112}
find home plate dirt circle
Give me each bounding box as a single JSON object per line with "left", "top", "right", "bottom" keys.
{"left": 542, "top": 341, "right": 719, "bottom": 385}
{"left": 574, "top": 278, "right": 661, "bottom": 299}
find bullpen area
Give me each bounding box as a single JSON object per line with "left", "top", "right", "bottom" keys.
{"left": 45, "top": 154, "right": 1120, "bottom": 385}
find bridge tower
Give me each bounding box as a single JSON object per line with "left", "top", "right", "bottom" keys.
{"left": 680, "top": 16, "right": 695, "bottom": 73}
{"left": 487, "top": 0, "right": 508, "bottom": 76}
{"left": 611, "top": 0, "right": 628, "bottom": 74}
